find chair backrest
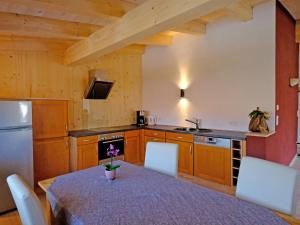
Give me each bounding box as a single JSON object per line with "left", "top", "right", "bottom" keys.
{"left": 6, "top": 174, "right": 47, "bottom": 225}
{"left": 236, "top": 156, "right": 299, "bottom": 215}
{"left": 144, "top": 142, "right": 179, "bottom": 177}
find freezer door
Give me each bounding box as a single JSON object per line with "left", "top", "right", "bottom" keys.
{"left": 0, "top": 128, "right": 33, "bottom": 213}
{"left": 0, "top": 101, "right": 32, "bottom": 129}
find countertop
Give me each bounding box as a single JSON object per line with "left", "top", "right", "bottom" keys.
{"left": 69, "top": 124, "right": 247, "bottom": 140}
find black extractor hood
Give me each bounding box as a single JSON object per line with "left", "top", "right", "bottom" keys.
{"left": 84, "top": 70, "right": 114, "bottom": 99}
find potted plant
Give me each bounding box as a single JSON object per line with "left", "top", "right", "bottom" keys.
{"left": 104, "top": 144, "right": 120, "bottom": 180}
{"left": 248, "top": 107, "right": 270, "bottom": 134}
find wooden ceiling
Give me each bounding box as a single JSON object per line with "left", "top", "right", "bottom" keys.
{"left": 0, "top": 0, "right": 283, "bottom": 65}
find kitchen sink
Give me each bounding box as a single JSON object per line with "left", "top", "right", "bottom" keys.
{"left": 194, "top": 128, "right": 212, "bottom": 133}
{"left": 173, "top": 127, "right": 212, "bottom": 133}
{"left": 174, "top": 127, "right": 189, "bottom": 131}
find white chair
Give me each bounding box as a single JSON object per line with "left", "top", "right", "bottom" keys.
{"left": 236, "top": 156, "right": 299, "bottom": 215}
{"left": 6, "top": 174, "right": 47, "bottom": 225}
{"left": 144, "top": 142, "right": 179, "bottom": 177}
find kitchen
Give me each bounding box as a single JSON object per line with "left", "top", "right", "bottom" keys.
{"left": 0, "top": 0, "right": 299, "bottom": 224}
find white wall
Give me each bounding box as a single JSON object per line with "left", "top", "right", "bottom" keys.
{"left": 142, "top": 1, "right": 276, "bottom": 132}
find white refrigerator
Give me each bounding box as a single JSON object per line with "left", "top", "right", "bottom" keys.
{"left": 0, "top": 101, "right": 33, "bottom": 213}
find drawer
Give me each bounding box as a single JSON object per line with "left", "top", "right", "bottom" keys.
{"left": 166, "top": 132, "right": 193, "bottom": 143}
{"left": 144, "top": 129, "right": 165, "bottom": 139}
{"left": 144, "top": 136, "right": 165, "bottom": 143}
{"left": 125, "top": 130, "right": 140, "bottom": 137}
{"left": 77, "top": 135, "right": 98, "bottom": 145}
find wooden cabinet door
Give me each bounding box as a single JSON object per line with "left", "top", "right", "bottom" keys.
{"left": 32, "top": 100, "right": 68, "bottom": 139}
{"left": 166, "top": 139, "right": 193, "bottom": 175}
{"left": 125, "top": 135, "right": 140, "bottom": 164}
{"left": 194, "top": 144, "right": 231, "bottom": 185}
{"left": 78, "top": 143, "right": 98, "bottom": 170}
{"left": 34, "top": 137, "right": 69, "bottom": 186}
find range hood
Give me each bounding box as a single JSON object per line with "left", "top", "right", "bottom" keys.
{"left": 84, "top": 70, "right": 114, "bottom": 99}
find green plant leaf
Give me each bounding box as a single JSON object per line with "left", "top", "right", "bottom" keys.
{"left": 104, "top": 164, "right": 120, "bottom": 171}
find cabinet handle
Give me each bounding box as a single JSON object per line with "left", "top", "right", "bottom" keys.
{"left": 153, "top": 133, "right": 158, "bottom": 135}
{"left": 83, "top": 139, "right": 89, "bottom": 142}
{"left": 102, "top": 138, "right": 124, "bottom": 144}
{"left": 177, "top": 136, "right": 183, "bottom": 139}
{"left": 65, "top": 124, "right": 68, "bottom": 131}
{"left": 189, "top": 145, "right": 192, "bottom": 155}
{"left": 152, "top": 138, "right": 159, "bottom": 141}
{"left": 65, "top": 141, "right": 68, "bottom": 148}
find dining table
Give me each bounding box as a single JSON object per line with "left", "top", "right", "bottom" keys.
{"left": 39, "top": 161, "right": 291, "bottom": 225}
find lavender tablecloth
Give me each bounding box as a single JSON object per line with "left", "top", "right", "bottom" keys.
{"left": 48, "top": 161, "right": 288, "bottom": 225}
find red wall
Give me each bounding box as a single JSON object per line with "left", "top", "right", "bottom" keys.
{"left": 247, "top": 1, "right": 299, "bottom": 165}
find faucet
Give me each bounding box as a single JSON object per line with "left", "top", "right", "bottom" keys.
{"left": 185, "top": 119, "right": 201, "bottom": 130}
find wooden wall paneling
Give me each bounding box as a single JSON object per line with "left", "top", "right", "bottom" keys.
{"left": 0, "top": 51, "right": 20, "bottom": 98}
{"left": 0, "top": 39, "right": 143, "bottom": 130}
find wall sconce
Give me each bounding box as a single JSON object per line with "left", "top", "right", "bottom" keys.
{"left": 289, "top": 78, "right": 299, "bottom": 87}
{"left": 180, "top": 89, "right": 185, "bottom": 98}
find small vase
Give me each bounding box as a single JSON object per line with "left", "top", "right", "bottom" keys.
{"left": 105, "top": 169, "right": 116, "bottom": 180}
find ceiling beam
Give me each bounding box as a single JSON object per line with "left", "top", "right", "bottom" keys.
{"left": 226, "top": 1, "right": 253, "bottom": 21}
{"left": 64, "top": 0, "right": 235, "bottom": 65}
{"left": 137, "top": 34, "right": 173, "bottom": 46}
{"left": 171, "top": 19, "right": 206, "bottom": 35}
{"left": 0, "top": 0, "right": 122, "bottom": 26}
{"left": 0, "top": 12, "right": 172, "bottom": 46}
{"left": 0, "top": 0, "right": 209, "bottom": 36}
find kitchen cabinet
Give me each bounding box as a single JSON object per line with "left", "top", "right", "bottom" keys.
{"left": 124, "top": 130, "right": 140, "bottom": 164}
{"left": 166, "top": 137, "right": 194, "bottom": 175}
{"left": 34, "top": 137, "right": 69, "bottom": 187}
{"left": 32, "top": 100, "right": 68, "bottom": 139}
{"left": 32, "top": 100, "right": 69, "bottom": 190}
{"left": 194, "top": 144, "right": 231, "bottom": 185}
{"left": 70, "top": 135, "right": 99, "bottom": 171}
{"left": 144, "top": 130, "right": 166, "bottom": 139}
{"left": 77, "top": 143, "right": 98, "bottom": 170}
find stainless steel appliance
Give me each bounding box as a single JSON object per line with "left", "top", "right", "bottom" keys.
{"left": 136, "top": 110, "right": 145, "bottom": 126}
{"left": 98, "top": 132, "right": 124, "bottom": 163}
{"left": 194, "top": 135, "right": 231, "bottom": 148}
{"left": 0, "top": 101, "right": 33, "bottom": 214}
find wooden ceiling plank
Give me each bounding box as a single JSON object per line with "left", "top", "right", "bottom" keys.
{"left": 0, "top": 0, "right": 121, "bottom": 26}
{"left": 64, "top": 0, "right": 236, "bottom": 65}
{"left": 0, "top": 12, "right": 101, "bottom": 40}
{"left": 226, "top": 1, "right": 253, "bottom": 21}
{"left": 0, "top": 11, "right": 172, "bottom": 46}
{"left": 279, "top": 0, "right": 300, "bottom": 20}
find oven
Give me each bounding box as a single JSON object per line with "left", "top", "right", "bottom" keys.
{"left": 98, "top": 132, "right": 124, "bottom": 163}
